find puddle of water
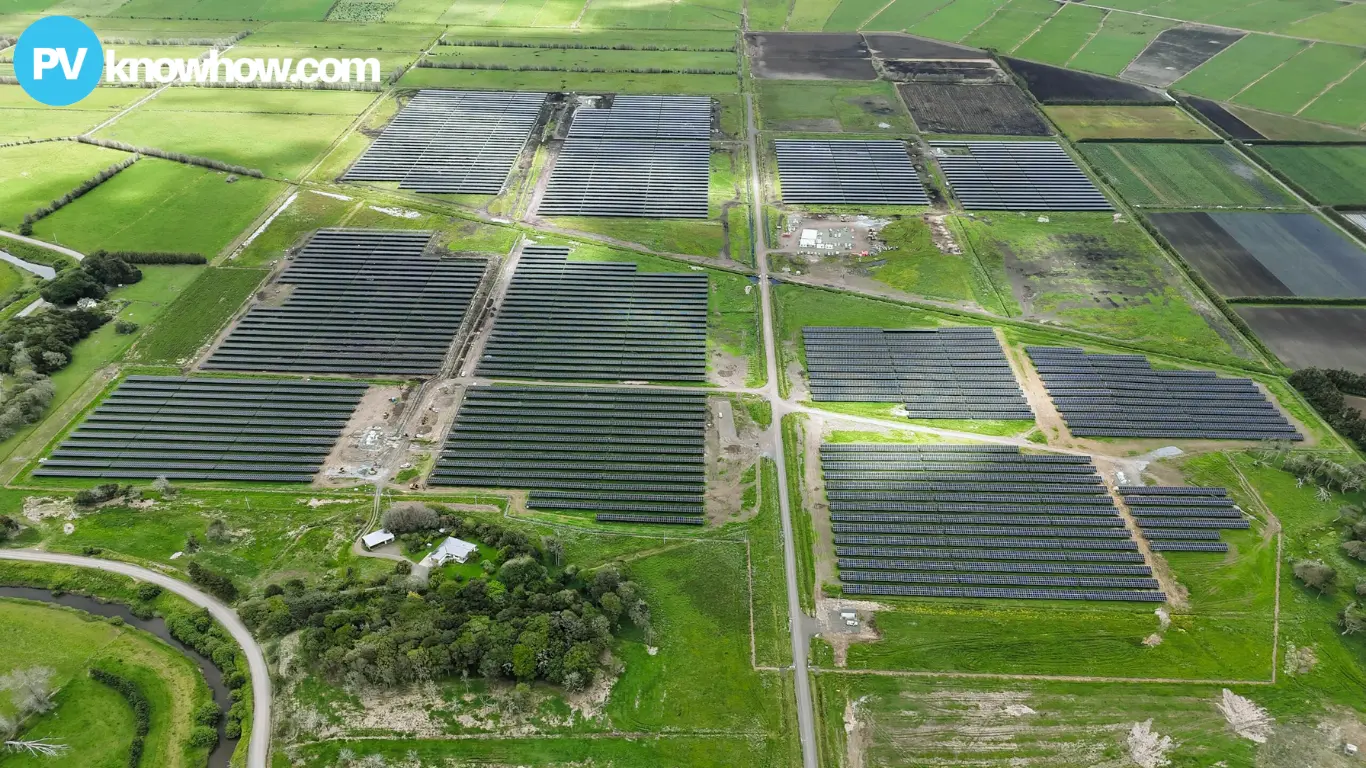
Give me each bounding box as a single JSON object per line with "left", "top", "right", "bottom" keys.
{"left": 0, "top": 587, "right": 237, "bottom": 768}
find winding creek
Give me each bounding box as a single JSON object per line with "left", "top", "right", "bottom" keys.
{"left": 0, "top": 587, "right": 238, "bottom": 768}
{"left": 0, "top": 251, "right": 57, "bottom": 280}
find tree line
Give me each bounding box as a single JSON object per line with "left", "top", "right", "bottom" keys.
{"left": 1289, "top": 367, "right": 1366, "bottom": 452}
{"left": 76, "top": 136, "right": 264, "bottom": 178}
{"left": 20, "top": 156, "right": 140, "bottom": 236}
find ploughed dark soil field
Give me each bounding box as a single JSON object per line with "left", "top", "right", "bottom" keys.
{"left": 1152, "top": 212, "right": 1366, "bottom": 299}
{"left": 899, "top": 82, "right": 1050, "bottom": 135}
{"left": 1236, "top": 305, "right": 1366, "bottom": 373}
{"left": 1122, "top": 26, "right": 1245, "bottom": 88}
{"left": 863, "top": 33, "right": 985, "bottom": 60}
{"left": 1005, "top": 57, "right": 1168, "bottom": 103}
{"left": 1185, "top": 96, "right": 1265, "bottom": 140}
{"left": 747, "top": 32, "right": 878, "bottom": 79}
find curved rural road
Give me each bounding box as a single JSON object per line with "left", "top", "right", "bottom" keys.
{"left": 0, "top": 230, "right": 85, "bottom": 262}
{"left": 0, "top": 549, "right": 271, "bottom": 768}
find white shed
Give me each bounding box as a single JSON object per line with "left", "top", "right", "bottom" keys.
{"left": 361, "top": 529, "right": 395, "bottom": 550}
{"left": 424, "top": 536, "right": 478, "bottom": 566}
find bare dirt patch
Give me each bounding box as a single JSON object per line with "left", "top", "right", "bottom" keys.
{"left": 1217, "top": 689, "right": 1273, "bottom": 743}
{"left": 814, "top": 597, "right": 884, "bottom": 666}
{"left": 845, "top": 696, "right": 870, "bottom": 768}
{"left": 1127, "top": 719, "right": 1176, "bottom": 768}
{"left": 22, "top": 496, "right": 75, "bottom": 523}
{"left": 747, "top": 33, "right": 877, "bottom": 81}
{"left": 319, "top": 384, "right": 408, "bottom": 485}
{"left": 706, "top": 396, "right": 764, "bottom": 525}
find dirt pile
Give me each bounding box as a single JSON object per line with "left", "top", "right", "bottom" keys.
{"left": 1217, "top": 689, "right": 1273, "bottom": 743}
{"left": 1127, "top": 720, "right": 1175, "bottom": 768}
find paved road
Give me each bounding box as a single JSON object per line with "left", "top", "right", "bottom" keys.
{"left": 0, "top": 550, "right": 272, "bottom": 768}
{"left": 0, "top": 230, "right": 85, "bottom": 262}
{"left": 744, "top": 92, "right": 819, "bottom": 768}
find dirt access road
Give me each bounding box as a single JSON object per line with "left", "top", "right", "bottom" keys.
{"left": 0, "top": 549, "right": 273, "bottom": 768}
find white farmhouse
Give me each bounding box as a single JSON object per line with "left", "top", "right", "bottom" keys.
{"left": 423, "top": 536, "right": 478, "bottom": 566}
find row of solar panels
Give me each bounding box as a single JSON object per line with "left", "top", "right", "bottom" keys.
{"left": 845, "top": 584, "right": 1165, "bottom": 602}
{"left": 775, "top": 140, "right": 930, "bottom": 205}
{"left": 931, "top": 141, "right": 1112, "bottom": 211}
{"left": 1120, "top": 486, "right": 1247, "bottom": 555}
{"left": 837, "top": 558, "right": 1152, "bottom": 575}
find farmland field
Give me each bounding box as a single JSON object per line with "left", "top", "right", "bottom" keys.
{"left": 127, "top": 267, "right": 269, "bottom": 365}
{"left": 1300, "top": 63, "right": 1366, "bottom": 127}
{"left": 1171, "top": 33, "right": 1307, "bottom": 101}
{"left": 757, "top": 80, "right": 912, "bottom": 132}
{"left": 1225, "top": 103, "right": 1366, "bottom": 141}
{"left": 400, "top": 66, "right": 739, "bottom": 95}
{"left": 1009, "top": 1, "right": 1104, "bottom": 65}
{"left": 1253, "top": 145, "right": 1366, "bottom": 206}
{"left": 899, "top": 82, "right": 1048, "bottom": 135}
{"left": 1045, "top": 105, "right": 1214, "bottom": 140}
{"left": 31, "top": 159, "right": 287, "bottom": 255}
{"left": 1236, "top": 306, "right": 1366, "bottom": 373}
{"left": 1121, "top": 25, "right": 1245, "bottom": 88}
{"left": 427, "top": 45, "right": 738, "bottom": 72}
{"left": 1065, "top": 12, "right": 1174, "bottom": 76}
{"left": 1233, "top": 43, "right": 1364, "bottom": 115}
{"left": 961, "top": 0, "right": 1060, "bottom": 53}
{"left": 908, "top": 0, "right": 1008, "bottom": 42}
{"left": 112, "top": 0, "right": 335, "bottom": 20}
{"left": 1080, "top": 142, "right": 1295, "bottom": 208}
{"left": 0, "top": 141, "right": 127, "bottom": 229}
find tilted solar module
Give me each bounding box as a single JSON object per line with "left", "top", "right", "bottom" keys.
{"left": 930, "top": 140, "right": 1112, "bottom": 211}
{"left": 203, "top": 229, "right": 486, "bottom": 377}
{"left": 34, "top": 376, "right": 367, "bottom": 482}
{"left": 344, "top": 89, "right": 546, "bottom": 193}
{"left": 476, "top": 245, "right": 707, "bottom": 382}
{"left": 1119, "top": 485, "right": 1250, "bottom": 551}
{"left": 775, "top": 140, "right": 930, "bottom": 205}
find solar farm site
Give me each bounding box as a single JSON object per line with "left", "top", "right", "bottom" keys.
{"left": 537, "top": 95, "right": 711, "bottom": 218}
{"left": 204, "top": 229, "right": 486, "bottom": 377}
{"left": 429, "top": 386, "right": 706, "bottom": 525}
{"left": 343, "top": 90, "right": 547, "bottom": 193}
{"left": 33, "top": 377, "right": 367, "bottom": 482}
{"left": 476, "top": 245, "right": 707, "bottom": 382}
{"left": 803, "top": 326, "right": 1033, "bottom": 419}
{"left": 1118, "top": 486, "right": 1249, "bottom": 553}
{"left": 824, "top": 444, "right": 1164, "bottom": 602}
{"left": 1028, "top": 347, "right": 1301, "bottom": 440}
{"left": 930, "top": 141, "right": 1112, "bottom": 210}
{"left": 774, "top": 140, "right": 929, "bottom": 205}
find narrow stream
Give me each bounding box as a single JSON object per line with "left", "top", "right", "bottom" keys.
{"left": 0, "top": 251, "right": 56, "bottom": 280}
{"left": 0, "top": 587, "right": 237, "bottom": 768}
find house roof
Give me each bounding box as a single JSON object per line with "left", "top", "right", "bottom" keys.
{"left": 432, "top": 536, "right": 477, "bottom": 559}
{"left": 362, "top": 530, "right": 395, "bottom": 548}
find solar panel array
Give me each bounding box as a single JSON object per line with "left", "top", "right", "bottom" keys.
{"left": 538, "top": 95, "right": 711, "bottom": 218}
{"left": 803, "top": 327, "right": 1033, "bottom": 420}
{"left": 477, "top": 245, "right": 707, "bottom": 382}
{"left": 1120, "top": 486, "right": 1248, "bottom": 553}
{"left": 1027, "top": 347, "right": 1302, "bottom": 440}
{"left": 774, "top": 140, "right": 930, "bottom": 205}
{"left": 343, "top": 90, "right": 546, "bottom": 193}
{"left": 204, "top": 230, "right": 486, "bottom": 377}
{"left": 930, "top": 141, "right": 1112, "bottom": 211}
{"left": 429, "top": 386, "right": 706, "bottom": 525}
{"left": 34, "top": 377, "right": 366, "bottom": 482}
{"left": 824, "top": 444, "right": 1164, "bottom": 602}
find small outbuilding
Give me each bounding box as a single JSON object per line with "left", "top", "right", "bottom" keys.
{"left": 424, "top": 536, "right": 478, "bottom": 566}
{"left": 361, "top": 529, "right": 395, "bottom": 550}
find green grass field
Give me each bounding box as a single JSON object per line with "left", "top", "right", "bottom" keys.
{"left": 1066, "top": 12, "right": 1174, "bottom": 76}
{"left": 1, "top": 600, "right": 214, "bottom": 768}
{"left": 1226, "top": 103, "right": 1366, "bottom": 141}
{"left": 577, "top": 0, "right": 742, "bottom": 29}
{"left": 32, "top": 159, "right": 287, "bottom": 255}
{"left": 1081, "top": 142, "right": 1295, "bottom": 208}
{"left": 436, "top": 26, "right": 737, "bottom": 48}
{"left": 1010, "top": 1, "right": 1104, "bottom": 64}
{"left": 1046, "top": 105, "right": 1214, "bottom": 140}
{"left": 757, "top": 80, "right": 912, "bottom": 133}
{"left": 112, "top": 0, "right": 334, "bottom": 20}
{"left": 400, "top": 65, "right": 739, "bottom": 95}
{"left": 1299, "top": 62, "right": 1366, "bottom": 128}
{"left": 909, "top": 0, "right": 1008, "bottom": 42}
{"left": 0, "top": 86, "right": 155, "bottom": 142}
{"left": 1172, "top": 34, "right": 1308, "bottom": 101}
{"left": 0, "top": 142, "right": 128, "bottom": 229}
{"left": 1252, "top": 145, "right": 1366, "bottom": 206}
{"left": 1285, "top": 1, "right": 1366, "bottom": 46}
{"left": 860, "top": 0, "right": 951, "bottom": 32}
{"left": 860, "top": 216, "right": 1009, "bottom": 311}
{"left": 127, "top": 267, "right": 268, "bottom": 364}
{"left": 1233, "top": 43, "right": 1364, "bottom": 115}
{"left": 962, "top": 0, "right": 1059, "bottom": 52}
{"left": 244, "top": 19, "right": 444, "bottom": 48}
{"left": 427, "top": 45, "right": 738, "bottom": 72}
{"left": 231, "top": 189, "right": 356, "bottom": 267}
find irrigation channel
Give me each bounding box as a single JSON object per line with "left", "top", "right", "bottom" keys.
{"left": 0, "top": 586, "right": 238, "bottom": 768}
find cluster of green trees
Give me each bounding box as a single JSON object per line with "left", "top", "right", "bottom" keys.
{"left": 1290, "top": 368, "right": 1366, "bottom": 451}
{"left": 41, "top": 252, "right": 143, "bottom": 306}
{"left": 0, "top": 307, "right": 108, "bottom": 441}
{"left": 89, "top": 668, "right": 152, "bottom": 767}
{"left": 239, "top": 516, "right": 648, "bottom": 692}
{"left": 1281, "top": 452, "right": 1366, "bottom": 494}
{"left": 76, "top": 136, "right": 264, "bottom": 178}
{"left": 188, "top": 560, "right": 239, "bottom": 603}
{"left": 162, "top": 606, "right": 248, "bottom": 740}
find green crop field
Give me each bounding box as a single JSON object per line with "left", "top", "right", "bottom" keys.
{"left": 112, "top": 0, "right": 335, "bottom": 20}
{"left": 400, "top": 65, "right": 739, "bottom": 94}
{"left": 820, "top": 0, "right": 890, "bottom": 31}
{"left": 1172, "top": 33, "right": 1308, "bottom": 101}
{"left": 1081, "top": 142, "right": 1296, "bottom": 208}
{"left": 1285, "top": 1, "right": 1366, "bottom": 46}
{"left": 31, "top": 159, "right": 287, "bottom": 255}
{"left": 128, "top": 266, "right": 268, "bottom": 364}
{"left": 1253, "top": 145, "right": 1366, "bottom": 206}
{"left": 1010, "top": 1, "right": 1104, "bottom": 64}
{"left": 1046, "top": 105, "right": 1214, "bottom": 140}
{"left": 962, "top": 0, "right": 1060, "bottom": 52}
{"left": 909, "top": 0, "right": 1008, "bottom": 42}
{"left": 860, "top": 0, "right": 951, "bottom": 31}
{"left": 1233, "top": 43, "right": 1364, "bottom": 115}
{"left": 1299, "top": 63, "right": 1366, "bottom": 128}
{"left": 427, "top": 45, "right": 738, "bottom": 72}
{"left": 784, "top": 0, "right": 842, "bottom": 29}
{"left": 1227, "top": 103, "right": 1366, "bottom": 141}
{"left": 1065, "top": 12, "right": 1174, "bottom": 75}
{"left": 244, "top": 19, "right": 443, "bottom": 48}
{"left": 757, "top": 80, "right": 912, "bottom": 133}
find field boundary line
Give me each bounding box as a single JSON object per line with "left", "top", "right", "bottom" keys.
{"left": 1063, "top": 8, "right": 1108, "bottom": 68}
{"left": 1228, "top": 456, "right": 1283, "bottom": 685}
{"left": 813, "top": 667, "right": 1274, "bottom": 685}
{"left": 1078, "top": 5, "right": 1355, "bottom": 46}
{"left": 855, "top": 0, "right": 903, "bottom": 32}
{"left": 1006, "top": 3, "right": 1063, "bottom": 55}
{"left": 84, "top": 84, "right": 169, "bottom": 136}
{"left": 1296, "top": 56, "right": 1366, "bottom": 116}
{"left": 1228, "top": 42, "right": 1311, "bottom": 101}
{"left": 961, "top": 3, "right": 1009, "bottom": 43}
{"left": 571, "top": 0, "right": 593, "bottom": 28}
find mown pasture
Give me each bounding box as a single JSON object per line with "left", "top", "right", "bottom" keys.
{"left": 0, "top": 142, "right": 127, "bottom": 229}
{"left": 1065, "top": 13, "right": 1174, "bottom": 76}
{"left": 961, "top": 0, "right": 1059, "bottom": 53}
{"left": 1225, "top": 104, "right": 1366, "bottom": 141}
{"left": 111, "top": 0, "right": 335, "bottom": 20}
{"left": 1172, "top": 34, "right": 1307, "bottom": 102}
{"left": 426, "top": 45, "right": 738, "bottom": 72}
{"left": 1233, "top": 43, "right": 1363, "bottom": 116}
{"left": 1081, "top": 143, "right": 1294, "bottom": 208}
{"left": 1009, "top": 1, "right": 1105, "bottom": 65}
{"left": 127, "top": 267, "right": 269, "bottom": 365}
{"left": 757, "top": 79, "right": 912, "bottom": 133}
{"left": 31, "top": 159, "right": 287, "bottom": 255}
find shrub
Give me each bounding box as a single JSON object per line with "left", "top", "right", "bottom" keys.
{"left": 187, "top": 560, "right": 239, "bottom": 603}
{"left": 114, "top": 321, "right": 140, "bottom": 335}
{"left": 135, "top": 583, "right": 162, "bottom": 602}
{"left": 1290, "top": 368, "right": 1366, "bottom": 451}
{"left": 40, "top": 269, "right": 105, "bottom": 305}
{"left": 193, "top": 701, "right": 221, "bottom": 726}
{"left": 1293, "top": 560, "right": 1337, "bottom": 593}
{"left": 74, "top": 483, "right": 122, "bottom": 506}
{"left": 188, "top": 725, "right": 218, "bottom": 749}
{"left": 89, "top": 668, "right": 149, "bottom": 767}
{"left": 0, "top": 514, "right": 18, "bottom": 540}
{"left": 83, "top": 252, "right": 143, "bottom": 286}
{"left": 98, "top": 251, "right": 206, "bottom": 265}
{"left": 381, "top": 502, "right": 440, "bottom": 533}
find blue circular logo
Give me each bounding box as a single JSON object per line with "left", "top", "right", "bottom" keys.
{"left": 14, "top": 16, "right": 104, "bottom": 106}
